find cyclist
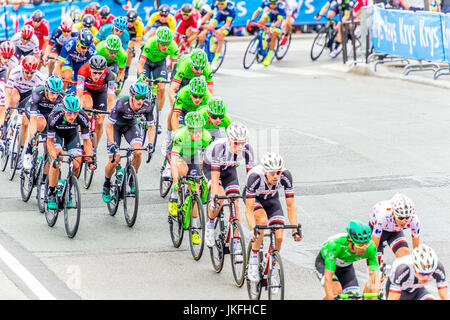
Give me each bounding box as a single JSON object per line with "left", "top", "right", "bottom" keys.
{"left": 168, "top": 111, "right": 213, "bottom": 245}
{"left": 102, "top": 82, "right": 155, "bottom": 203}
{"left": 387, "top": 244, "right": 448, "bottom": 300}
{"left": 138, "top": 26, "right": 179, "bottom": 115}
{"left": 282, "top": 0, "right": 300, "bottom": 44}
{"left": 0, "top": 41, "right": 18, "bottom": 111}
{"left": 95, "top": 35, "right": 128, "bottom": 85}
{"left": 94, "top": 16, "right": 130, "bottom": 51}
{"left": 171, "top": 77, "right": 211, "bottom": 132}
{"left": 193, "top": 0, "right": 214, "bottom": 47}
{"left": 208, "top": 0, "right": 237, "bottom": 64}
{"left": 10, "top": 25, "right": 40, "bottom": 61}
{"left": 315, "top": 220, "right": 380, "bottom": 300}
{"left": 174, "top": 3, "right": 202, "bottom": 49}
{"left": 73, "top": 14, "right": 99, "bottom": 38}
{"left": 95, "top": 5, "right": 115, "bottom": 30}
{"left": 197, "top": 97, "right": 231, "bottom": 140}
{"left": 55, "top": 29, "right": 97, "bottom": 91}
{"left": 315, "top": 0, "right": 355, "bottom": 58}
{"left": 245, "top": 152, "right": 303, "bottom": 281}
{"left": 22, "top": 76, "right": 65, "bottom": 170}
{"left": 76, "top": 55, "right": 116, "bottom": 145}
{"left": 24, "top": 10, "right": 50, "bottom": 59}
{"left": 46, "top": 95, "right": 94, "bottom": 210}
{"left": 143, "top": 4, "right": 177, "bottom": 38}
{"left": 248, "top": 0, "right": 286, "bottom": 66}
{"left": 71, "top": 9, "right": 83, "bottom": 25}
{"left": 125, "top": 9, "right": 144, "bottom": 81}
{"left": 44, "top": 19, "right": 79, "bottom": 75}
{"left": 204, "top": 122, "right": 255, "bottom": 252}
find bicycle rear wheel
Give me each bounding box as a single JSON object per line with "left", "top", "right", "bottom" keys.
{"left": 20, "top": 166, "right": 35, "bottom": 202}
{"left": 169, "top": 192, "right": 184, "bottom": 248}
{"left": 64, "top": 176, "right": 81, "bottom": 238}
{"left": 36, "top": 158, "right": 47, "bottom": 213}
{"left": 107, "top": 182, "right": 120, "bottom": 216}
{"left": 8, "top": 126, "right": 22, "bottom": 181}
{"left": 83, "top": 133, "right": 96, "bottom": 189}
{"left": 230, "top": 219, "right": 246, "bottom": 287}
{"left": 188, "top": 194, "right": 205, "bottom": 261}
{"left": 0, "top": 137, "right": 9, "bottom": 172}
{"left": 212, "top": 40, "right": 227, "bottom": 73}
{"left": 123, "top": 165, "right": 139, "bottom": 227}
{"left": 275, "top": 32, "right": 292, "bottom": 60}
{"left": 159, "top": 159, "right": 172, "bottom": 198}
{"left": 246, "top": 241, "right": 262, "bottom": 300}
{"left": 310, "top": 27, "right": 329, "bottom": 61}
{"left": 44, "top": 175, "right": 58, "bottom": 227}
{"left": 268, "top": 251, "right": 285, "bottom": 300}
{"left": 209, "top": 216, "right": 225, "bottom": 273}
{"left": 243, "top": 37, "right": 259, "bottom": 70}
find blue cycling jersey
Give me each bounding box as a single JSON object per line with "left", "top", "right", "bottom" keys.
{"left": 260, "top": 1, "right": 286, "bottom": 20}
{"left": 212, "top": 1, "right": 236, "bottom": 23}
{"left": 58, "top": 38, "right": 97, "bottom": 77}
{"left": 95, "top": 24, "right": 130, "bottom": 50}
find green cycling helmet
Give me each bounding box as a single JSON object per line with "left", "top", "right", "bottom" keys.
{"left": 190, "top": 49, "right": 208, "bottom": 70}
{"left": 207, "top": 97, "right": 226, "bottom": 116}
{"left": 189, "top": 77, "right": 207, "bottom": 96}
{"left": 130, "top": 81, "right": 149, "bottom": 97}
{"left": 46, "top": 75, "right": 63, "bottom": 93}
{"left": 184, "top": 111, "right": 205, "bottom": 129}
{"left": 105, "top": 34, "right": 122, "bottom": 53}
{"left": 156, "top": 26, "right": 173, "bottom": 44}
{"left": 346, "top": 220, "right": 372, "bottom": 244}
{"left": 63, "top": 94, "right": 81, "bottom": 112}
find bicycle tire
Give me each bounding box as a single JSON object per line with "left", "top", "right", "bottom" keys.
{"left": 64, "top": 175, "right": 81, "bottom": 238}
{"left": 36, "top": 157, "right": 47, "bottom": 213}
{"left": 107, "top": 182, "right": 120, "bottom": 216}
{"left": 8, "top": 126, "right": 22, "bottom": 181}
{"left": 212, "top": 40, "right": 227, "bottom": 73}
{"left": 268, "top": 251, "right": 285, "bottom": 300}
{"left": 159, "top": 159, "right": 172, "bottom": 198}
{"left": 310, "top": 27, "right": 329, "bottom": 61}
{"left": 243, "top": 37, "right": 259, "bottom": 70}
{"left": 123, "top": 165, "right": 139, "bottom": 227}
{"left": 44, "top": 175, "right": 58, "bottom": 227}
{"left": 0, "top": 137, "right": 9, "bottom": 172}
{"left": 188, "top": 193, "right": 205, "bottom": 261}
{"left": 275, "top": 32, "right": 292, "bottom": 61}
{"left": 209, "top": 215, "right": 225, "bottom": 273}
{"left": 20, "top": 166, "right": 34, "bottom": 202}
{"left": 246, "top": 241, "right": 262, "bottom": 300}
{"left": 230, "top": 219, "right": 246, "bottom": 287}
{"left": 169, "top": 188, "right": 184, "bottom": 248}
{"left": 83, "top": 133, "right": 97, "bottom": 189}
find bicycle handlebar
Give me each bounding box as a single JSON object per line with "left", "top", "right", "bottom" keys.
{"left": 53, "top": 152, "right": 95, "bottom": 168}
{"left": 253, "top": 224, "right": 302, "bottom": 240}
{"left": 110, "top": 147, "right": 152, "bottom": 164}
{"left": 82, "top": 108, "right": 111, "bottom": 115}
{"left": 213, "top": 194, "right": 243, "bottom": 207}
{"left": 334, "top": 292, "right": 382, "bottom": 300}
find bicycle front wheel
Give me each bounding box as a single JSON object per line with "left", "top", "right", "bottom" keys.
{"left": 230, "top": 220, "right": 246, "bottom": 287}
{"left": 310, "top": 27, "right": 329, "bottom": 61}
{"left": 268, "top": 251, "right": 285, "bottom": 300}
{"left": 64, "top": 175, "right": 81, "bottom": 238}
{"left": 83, "top": 133, "right": 96, "bottom": 189}
{"left": 188, "top": 194, "right": 205, "bottom": 261}
{"left": 0, "top": 138, "right": 9, "bottom": 172}
{"left": 123, "top": 165, "right": 139, "bottom": 227}
{"left": 212, "top": 40, "right": 227, "bottom": 73}
{"left": 36, "top": 156, "right": 48, "bottom": 213}
{"left": 243, "top": 37, "right": 259, "bottom": 70}
{"left": 275, "top": 32, "right": 292, "bottom": 60}
{"left": 20, "top": 166, "right": 35, "bottom": 202}
{"left": 246, "top": 241, "right": 262, "bottom": 300}
{"left": 8, "top": 126, "right": 22, "bottom": 181}
{"left": 159, "top": 160, "right": 172, "bottom": 198}
{"left": 44, "top": 175, "right": 58, "bottom": 227}
{"left": 209, "top": 216, "right": 225, "bottom": 273}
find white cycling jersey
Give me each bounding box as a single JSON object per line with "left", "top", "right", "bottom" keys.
{"left": 6, "top": 65, "right": 46, "bottom": 94}
{"left": 369, "top": 200, "right": 420, "bottom": 238}
{"left": 204, "top": 137, "right": 255, "bottom": 171}
{"left": 0, "top": 56, "right": 19, "bottom": 106}
{"left": 283, "top": 0, "right": 300, "bottom": 17}
{"left": 10, "top": 33, "right": 40, "bottom": 57}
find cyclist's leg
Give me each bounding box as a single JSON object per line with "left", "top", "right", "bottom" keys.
{"left": 251, "top": 203, "right": 268, "bottom": 251}
{"left": 204, "top": 163, "right": 226, "bottom": 220}
{"left": 153, "top": 61, "right": 169, "bottom": 112}
{"left": 315, "top": 253, "right": 342, "bottom": 298}
{"left": 335, "top": 264, "right": 360, "bottom": 294}
{"left": 91, "top": 89, "right": 108, "bottom": 144}
{"left": 186, "top": 26, "right": 199, "bottom": 46}
{"left": 387, "top": 230, "right": 410, "bottom": 258}
{"left": 66, "top": 134, "right": 83, "bottom": 178}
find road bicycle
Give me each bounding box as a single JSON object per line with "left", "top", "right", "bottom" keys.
{"left": 168, "top": 174, "right": 208, "bottom": 261}
{"left": 175, "top": 33, "right": 194, "bottom": 58}
{"left": 199, "top": 29, "right": 227, "bottom": 73}
{"left": 209, "top": 194, "right": 246, "bottom": 287}
{"left": 243, "top": 22, "right": 279, "bottom": 70}
{"left": 310, "top": 18, "right": 339, "bottom": 61}
{"left": 246, "top": 223, "right": 302, "bottom": 300}
{"left": 79, "top": 108, "right": 110, "bottom": 189}
{"left": 107, "top": 147, "right": 151, "bottom": 227}
{"left": 44, "top": 152, "right": 95, "bottom": 238}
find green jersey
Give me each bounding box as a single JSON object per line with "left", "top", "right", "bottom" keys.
{"left": 173, "top": 85, "right": 211, "bottom": 114}
{"left": 197, "top": 105, "right": 232, "bottom": 131}
{"left": 320, "top": 233, "right": 379, "bottom": 273}
{"left": 95, "top": 41, "right": 128, "bottom": 69}
{"left": 141, "top": 36, "right": 179, "bottom": 63}
{"left": 173, "top": 54, "right": 214, "bottom": 87}
{"left": 171, "top": 126, "right": 213, "bottom": 159}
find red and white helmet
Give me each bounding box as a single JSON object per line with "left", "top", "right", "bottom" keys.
{"left": 391, "top": 193, "right": 415, "bottom": 218}
{"left": 21, "top": 25, "right": 35, "bottom": 39}
{"left": 0, "top": 41, "right": 16, "bottom": 58}
{"left": 22, "top": 55, "right": 39, "bottom": 72}
{"left": 61, "top": 18, "right": 73, "bottom": 32}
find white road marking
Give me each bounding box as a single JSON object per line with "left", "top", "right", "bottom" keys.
{"left": 0, "top": 243, "right": 56, "bottom": 300}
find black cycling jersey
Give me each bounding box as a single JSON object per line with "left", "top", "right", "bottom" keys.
{"left": 26, "top": 85, "right": 65, "bottom": 118}
{"left": 107, "top": 96, "right": 155, "bottom": 127}
{"left": 47, "top": 109, "right": 90, "bottom": 141}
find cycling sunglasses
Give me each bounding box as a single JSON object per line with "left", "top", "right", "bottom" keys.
{"left": 418, "top": 272, "right": 433, "bottom": 276}
{"left": 192, "top": 65, "right": 205, "bottom": 72}
{"left": 353, "top": 241, "right": 370, "bottom": 248}
{"left": 64, "top": 110, "right": 79, "bottom": 116}
{"left": 191, "top": 94, "right": 203, "bottom": 99}
{"left": 113, "top": 27, "right": 124, "bottom": 34}
{"left": 24, "top": 70, "right": 36, "bottom": 75}
{"left": 47, "top": 89, "right": 60, "bottom": 95}
{"left": 181, "top": 12, "right": 192, "bottom": 16}
{"left": 22, "top": 37, "right": 32, "bottom": 41}
{"left": 160, "top": 13, "right": 169, "bottom": 18}
{"left": 79, "top": 44, "right": 90, "bottom": 49}
{"left": 92, "top": 70, "right": 104, "bottom": 75}
{"left": 267, "top": 170, "right": 282, "bottom": 176}
{"left": 394, "top": 215, "right": 410, "bottom": 221}
{"left": 133, "top": 94, "right": 147, "bottom": 100}
{"left": 210, "top": 114, "right": 223, "bottom": 120}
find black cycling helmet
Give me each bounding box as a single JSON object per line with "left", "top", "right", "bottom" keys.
{"left": 89, "top": 55, "right": 107, "bottom": 70}
{"left": 126, "top": 9, "right": 138, "bottom": 22}
{"left": 31, "top": 9, "right": 44, "bottom": 22}
{"left": 159, "top": 4, "right": 170, "bottom": 15}
{"left": 82, "top": 14, "right": 95, "bottom": 28}
{"left": 71, "top": 9, "right": 82, "bottom": 24}
{"left": 181, "top": 3, "right": 193, "bottom": 13}
{"left": 99, "top": 5, "right": 111, "bottom": 18}
{"left": 91, "top": 2, "right": 101, "bottom": 11}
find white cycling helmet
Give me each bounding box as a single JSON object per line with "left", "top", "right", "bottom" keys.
{"left": 390, "top": 193, "right": 415, "bottom": 219}
{"left": 192, "top": 0, "right": 207, "bottom": 9}
{"left": 261, "top": 152, "right": 284, "bottom": 171}
{"left": 412, "top": 244, "right": 438, "bottom": 274}
{"left": 227, "top": 122, "right": 248, "bottom": 142}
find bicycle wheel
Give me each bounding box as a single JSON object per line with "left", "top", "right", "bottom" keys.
{"left": 246, "top": 241, "right": 262, "bottom": 300}
{"left": 268, "top": 251, "right": 285, "bottom": 300}
{"left": 107, "top": 179, "right": 120, "bottom": 217}
{"left": 169, "top": 190, "right": 184, "bottom": 248}
{"left": 44, "top": 175, "right": 58, "bottom": 227}
{"left": 209, "top": 215, "right": 225, "bottom": 273}
{"left": 123, "top": 165, "right": 139, "bottom": 227}
{"left": 230, "top": 219, "right": 246, "bottom": 287}
{"left": 275, "top": 32, "right": 292, "bottom": 60}
{"left": 243, "top": 37, "right": 259, "bottom": 70}
{"left": 159, "top": 159, "right": 172, "bottom": 198}
{"left": 310, "top": 27, "right": 329, "bottom": 61}
{"left": 64, "top": 175, "right": 81, "bottom": 238}
{"left": 212, "top": 40, "right": 227, "bottom": 73}
{"left": 0, "top": 137, "right": 9, "bottom": 172}
{"left": 20, "top": 165, "right": 34, "bottom": 202}
{"left": 83, "top": 133, "right": 96, "bottom": 189}
{"left": 8, "top": 126, "right": 22, "bottom": 181}
{"left": 36, "top": 157, "right": 47, "bottom": 214}
{"left": 188, "top": 194, "right": 205, "bottom": 261}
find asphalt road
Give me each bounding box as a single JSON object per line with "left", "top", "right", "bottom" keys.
{"left": 0, "top": 36, "right": 449, "bottom": 300}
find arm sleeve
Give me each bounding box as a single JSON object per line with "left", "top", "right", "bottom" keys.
{"left": 245, "top": 173, "right": 260, "bottom": 198}
{"left": 280, "top": 170, "right": 295, "bottom": 198}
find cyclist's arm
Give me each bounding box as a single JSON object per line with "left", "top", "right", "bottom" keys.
{"left": 342, "top": 10, "right": 351, "bottom": 24}
{"left": 316, "top": 3, "right": 330, "bottom": 19}
{"left": 324, "top": 269, "right": 337, "bottom": 300}
{"left": 83, "top": 135, "right": 94, "bottom": 157}
{"left": 438, "top": 287, "right": 448, "bottom": 300}
{"left": 168, "top": 82, "right": 180, "bottom": 108}
{"left": 137, "top": 55, "right": 146, "bottom": 76}
{"left": 244, "top": 196, "right": 257, "bottom": 232}
{"left": 285, "top": 197, "right": 299, "bottom": 234}
{"left": 364, "top": 270, "right": 381, "bottom": 298}
{"left": 250, "top": 8, "right": 263, "bottom": 21}
{"left": 371, "top": 234, "right": 381, "bottom": 248}
{"left": 105, "top": 120, "right": 115, "bottom": 147}
{"left": 412, "top": 236, "right": 420, "bottom": 249}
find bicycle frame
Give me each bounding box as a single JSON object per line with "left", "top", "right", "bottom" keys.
{"left": 213, "top": 194, "right": 243, "bottom": 248}
{"left": 249, "top": 22, "right": 273, "bottom": 58}
{"left": 177, "top": 175, "right": 205, "bottom": 229}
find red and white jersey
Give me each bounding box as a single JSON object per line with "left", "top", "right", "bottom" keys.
{"left": 0, "top": 55, "right": 19, "bottom": 72}
{"left": 10, "top": 33, "right": 40, "bottom": 56}
{"left": 6, "top": 65, "right": 46, "bottom": 94}
{"left": 369, "top": 200, "right": 421, "bottom": 238}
